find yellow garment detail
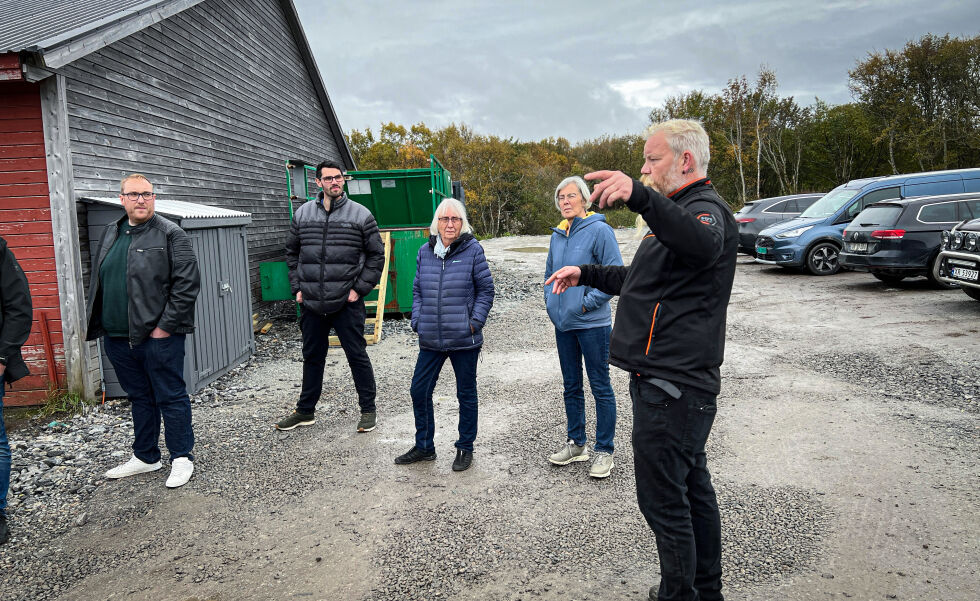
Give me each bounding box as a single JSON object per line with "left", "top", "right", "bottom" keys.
{"left": 557, "top": 211, "right": 596, "bottom": 234}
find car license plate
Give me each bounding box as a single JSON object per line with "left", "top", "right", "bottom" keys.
{"left": 951, "top": 267, "right": 980, "bottom": 281}
{"left": 848, "top": 242, "right": 868, "bottom": 252}
{"left": 756, "top": 247, "right": 767, "bottom": 255}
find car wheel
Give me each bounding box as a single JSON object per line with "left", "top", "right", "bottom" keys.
{"left": 926, "top": 253, "right": 959, "bottom": 290}
{"left": 872, "top": 273, "right": 905, "bottom": 284}
{"left": 963, "top": 287, "right": 980, "bottom": 301}
{"left": 805, "top": 242, "right": 841, "bottom": 276}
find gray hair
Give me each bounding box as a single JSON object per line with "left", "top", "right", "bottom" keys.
{"left": 645, "top": 119, "right": 710, "bottom": 175}
{"left": 429, "top": 197, "right": 474, "bottom": 236}
{"left": 554, "top": 176, "right": 593, "bottom": 211}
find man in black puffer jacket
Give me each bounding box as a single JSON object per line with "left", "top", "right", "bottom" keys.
{"left": 548, "top": 120, "right": 736, "bottom": 601}
{"left": 86, "top": 173, "right": 201, "bottom": 489}
{"left": 275, "top": 160, "right": 385, "bottom": 434}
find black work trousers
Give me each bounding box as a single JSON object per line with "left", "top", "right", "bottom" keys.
{"left": 296, "top": 301, "right": 376, "bottom": 415}
{"left": 630, "top": 374, "right": 723, "bottom": 601}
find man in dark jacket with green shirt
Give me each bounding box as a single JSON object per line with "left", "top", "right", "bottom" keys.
{"left": 547, "top": 120, "right": 736, "bottom": 601}
{"left": 0, "top": 236, "right": 33, "bottom": 545}
{"left": 85, "top": 174, "right": 201, "bottom": 489}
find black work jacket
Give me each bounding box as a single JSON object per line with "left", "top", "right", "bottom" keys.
{"left": 85, "top": 214, "right": 201, "bottom": 345}
{"left": 0, "top": 236, "right": 34, "bottom": 385}
{"left": 579, "top": 178, "right": 737, "bottom": 394}
{"left": 286, "top": 193, "right": 385, "bottom": 316}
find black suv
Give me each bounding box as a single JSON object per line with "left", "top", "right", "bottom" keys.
{"left": 937, "top": 218, "right": 980, "bottom": 301}
{"left": 733, "top": 193, "right": 823, "bottom": 254}
{"left": 839, "top": 193, "right": 980, "bottom": 287}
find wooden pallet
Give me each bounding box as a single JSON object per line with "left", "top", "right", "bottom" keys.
{"left": 329, "top": 231, "right": 391, "bottom": 346}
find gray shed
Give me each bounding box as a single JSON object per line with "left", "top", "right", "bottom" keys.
{"left": 82, "top": 197, "right": 254, "bottom": 397}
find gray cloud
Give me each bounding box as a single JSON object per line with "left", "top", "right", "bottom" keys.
{"left": 299, "top": 0, "right": 977, "bottom": 143}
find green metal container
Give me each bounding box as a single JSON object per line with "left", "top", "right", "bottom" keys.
{"left": 346, "top": 155, "right": 453, "bottom": 228}
{"left": 259, "top": 261, "right": 293, "bottom": 301}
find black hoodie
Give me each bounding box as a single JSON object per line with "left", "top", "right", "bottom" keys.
{"left": 579, "top": 178, "right": 737, "bottom": 394}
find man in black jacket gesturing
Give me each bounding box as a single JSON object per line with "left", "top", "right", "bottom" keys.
{"left": 547, "top": 119, "right": 736, "bottom": 601}
{"left": 0, "top": 236, "right": 33, "bottom": 544}
{"left": 275, "top": 161, "right": 385, "bottom": 433}
{"left": 86, "top": 174, "right": 201, "bottom": 489}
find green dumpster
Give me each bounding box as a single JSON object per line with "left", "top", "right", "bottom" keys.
{"left": 347, "top": 155, "right": 454, "bottom": 313}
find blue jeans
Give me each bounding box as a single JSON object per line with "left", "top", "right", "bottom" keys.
{"left": 104, "top": 335, "right": 194, "bottom": 464}
{"left": 410, "top": 348, "right": 480, "bottom": 453}
{"left": 631, "top": 375, "right": 722, "bottom": 601}
{"left": 555, "top": 326, "right": 616, "bottom": 454}
{"left": 0, "top": 384, "right": 9, "bottom": 517}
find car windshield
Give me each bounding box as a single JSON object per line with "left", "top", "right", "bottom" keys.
{"left": 855, "top": 205, "right": 902, "bottom": 227}
{"left": 800, "top": 189, "right": 860, "bottom": 218}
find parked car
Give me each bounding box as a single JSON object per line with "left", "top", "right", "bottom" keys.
{"left": 734, "top": 193, "right": 824, "bottom": 254}
{"left": 937, "top": 218, "right": 980, "bottom": 301}
{"left": 755, "top": 168, "right": 980, "bottom": 275}
{"left": 839, "top": 193, "right": 980, "bottom": 288}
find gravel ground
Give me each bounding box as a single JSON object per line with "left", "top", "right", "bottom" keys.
{"left": 0, "top": 230, "right": 977, "bottom": 601}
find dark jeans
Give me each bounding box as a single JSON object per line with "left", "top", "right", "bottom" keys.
{"left": 410, "top": 347, "right": 480, "bottom": 453}
{"left": 630, "top": 374, "right": 723, "bottom": 601}
{"left": 104, "top": 335, "right": 194, "bottom": 464}
{"left": 297, "top": 301, "right": 376, "bottom": 415}
{"left": 554, "top": 326, "right": 616, "bottom": 453}
{"left": 0, "top": 384, "right": 9, "bottom": 517}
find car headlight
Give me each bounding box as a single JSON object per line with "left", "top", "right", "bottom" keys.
{"left": 951, "top": 232, "right": 964, "bottom": 250}
{"left": 941, "top": 230, "right": 951, "bottom": 250}
{"left": 967, "top": 232, "right": 978, "bottom": 252}
{"left": 775, "top": 225, "right": 815, "bottom": 239}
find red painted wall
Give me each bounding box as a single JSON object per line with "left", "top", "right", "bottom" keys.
{"left": 0, "top": 81, "right": 65, "bottom": 406}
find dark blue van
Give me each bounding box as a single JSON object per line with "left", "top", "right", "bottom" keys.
{"left": 755, "top": 168, "right": 980, "bottom": 275}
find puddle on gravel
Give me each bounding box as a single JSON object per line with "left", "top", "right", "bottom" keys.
{"left": 505, "top": 247, "right": 549, "bottom": 253}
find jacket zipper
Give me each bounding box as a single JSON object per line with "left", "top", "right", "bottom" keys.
{"left": 437, "top": 256, "right": 446, "bottom": 348}
{"left": 319, "top": 199, "right": 331, "bottom": 294}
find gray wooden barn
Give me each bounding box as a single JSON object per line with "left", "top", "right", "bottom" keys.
{"left": 0, "top": 0, "right": 354, "bottom": 401}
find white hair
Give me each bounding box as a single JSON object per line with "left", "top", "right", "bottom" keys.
{"left": 645, "top": 119, "right": 710, "bottom": 175}
{"left": 554, "top": 176, "right": 593, "bottom": 211}
{"left": 429, "top": 197, "right": 474, "bottom": 236}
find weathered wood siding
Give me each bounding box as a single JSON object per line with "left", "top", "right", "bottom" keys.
{"left": 59, "top": 0, "right": 345, "bottom": 302}
{"left": 0, "top": 81, "right": 66, "bottom": 406}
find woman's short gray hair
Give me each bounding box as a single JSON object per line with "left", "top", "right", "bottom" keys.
{"left": 429, "top": 197, "right": 474, "bottom": 236}
{"left": 554, "top": 176, "right": 593, "bottom": 211}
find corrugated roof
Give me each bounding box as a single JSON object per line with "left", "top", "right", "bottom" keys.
{"left": 0, "top": 0, "right": 169, "bottom": 53}
{"left": 82, "top": 197, "right": 252, "bottom": 219}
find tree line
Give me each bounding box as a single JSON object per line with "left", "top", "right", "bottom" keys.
{"left": 346, "top": 33, "right": 980, "bottom": 237}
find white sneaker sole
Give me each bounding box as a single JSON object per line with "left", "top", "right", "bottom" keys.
{"left": 548, "top": 454, "right": 591, "bottom": 466}
{"left": 105, "top": 462, "right": 163, "bottom": 479}
{"left": 275, "top": 419, "right": 315, "bottom": 431}
{"left": 357, "top": 425, "right": 376, "bottom": 433}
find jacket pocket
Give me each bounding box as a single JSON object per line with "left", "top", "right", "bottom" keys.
{"left": 644, "top": 302, "right": 664, "bottom": 355}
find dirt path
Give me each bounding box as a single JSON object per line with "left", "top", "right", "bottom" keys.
{"left": 5, "top": 231, "right": 978, "bottom": 601}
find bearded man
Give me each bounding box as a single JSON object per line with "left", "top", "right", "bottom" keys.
{"left": 547, "top": 119, "right": 737, "bottom": 601}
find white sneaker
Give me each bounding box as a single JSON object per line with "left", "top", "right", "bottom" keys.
{"left": 165, "top": 457, "right": 194, "bottom": 488}
{"left": 105, "top": 455, "right": 163, "bottom": 479}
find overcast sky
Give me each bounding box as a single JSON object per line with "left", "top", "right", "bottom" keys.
{"left": 296, "top": 0, "right": 976, "bottom": 143}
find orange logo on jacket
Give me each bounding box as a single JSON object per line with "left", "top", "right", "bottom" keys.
{"left": 696, "top": 213, "right": 717, "bottom": 226}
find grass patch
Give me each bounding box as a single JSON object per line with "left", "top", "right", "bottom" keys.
{"left": 37, "top": 387, "right": 93, "bottom": 419}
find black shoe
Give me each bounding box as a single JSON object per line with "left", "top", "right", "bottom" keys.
{"left": 452, "top": 449, "right": 473, "bottom": 472}
{"left": 394, "top": 446, "right": 436, "bottom": 465}
{"left": 0, "top": 514, "right": 9, "bottom": 545}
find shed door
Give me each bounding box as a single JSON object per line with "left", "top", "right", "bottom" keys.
{"left": 188, "top": 228, "right": 227, "bottom": 382}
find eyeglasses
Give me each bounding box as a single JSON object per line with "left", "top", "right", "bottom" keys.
{"left": 122, "top": 192, "right": 155, "bottom": 201}
{"left": 438, "top": 217, "right": 462, "bottom": 224}
{"left": 318, "top": 175, "right": 346, "bottom": 183}
{"left": 557, "top": 193, "right": 579, "bottom": 201}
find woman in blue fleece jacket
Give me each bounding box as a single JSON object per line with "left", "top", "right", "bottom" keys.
{"left": 544, "top": 176, "right": 623, "bottom": 478}
{"left": 396, "top": 198, "right": 495, "bottom": 472}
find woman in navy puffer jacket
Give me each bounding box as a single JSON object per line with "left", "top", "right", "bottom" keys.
{"left": 395, "top": 198, "right": 494, "bottom": 472}
{"left": 544, "top": 176, "right": 623, "bottom": 479}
